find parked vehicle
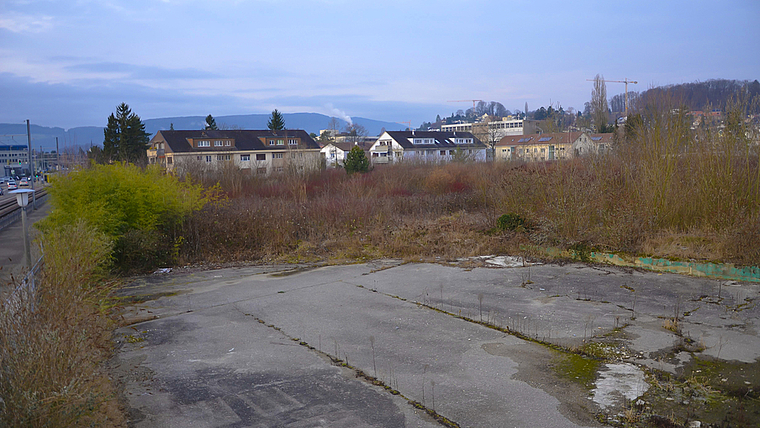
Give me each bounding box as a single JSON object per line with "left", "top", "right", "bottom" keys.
{"left": 7, "top": 180, "right": 17, "bottom": 190}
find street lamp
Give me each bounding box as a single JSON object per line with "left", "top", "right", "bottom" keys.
{"left": 10, "top": 189, "right": 35, "bottom": 268}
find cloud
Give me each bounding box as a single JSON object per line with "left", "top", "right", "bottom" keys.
{"left": 0, "top": 12, "right": 53, "bottom": 33}
{"left": 63, "top": 62, "right": 218, "bottom": 80}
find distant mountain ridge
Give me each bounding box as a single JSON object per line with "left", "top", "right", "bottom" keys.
{"left": 0, "top": 113, "right": 406, "bottom": 152}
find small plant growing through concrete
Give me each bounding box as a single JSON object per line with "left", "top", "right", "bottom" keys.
{"left": 370, "top": 335, "right": 377, "bottom": 377}
{"left": 478, "top": 293, "right": 484, "bottom": 321}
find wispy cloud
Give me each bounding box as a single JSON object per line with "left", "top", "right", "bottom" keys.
{"left": 64, "top": 62, "right": 218, "bottom": 80}
{"left": 0, "top": 12, "right": 53, "bottom": 33}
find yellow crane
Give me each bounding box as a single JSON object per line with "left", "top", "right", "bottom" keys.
{"left": 586, "top": 78, "right": 638, "bottom": 117}
{"left": 447, "top": 99, "right": 484, "bottom": 111}
{"left": 397, "top": 121, "right": 411, "bottom": 131}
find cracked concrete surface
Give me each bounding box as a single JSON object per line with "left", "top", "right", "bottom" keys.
{"left": 111, "top": 260, "right": 759, "bottom": 427}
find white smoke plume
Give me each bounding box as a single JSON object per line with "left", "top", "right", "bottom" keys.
{"left": 326, "top": 104, "right": 352, "bottom": 125}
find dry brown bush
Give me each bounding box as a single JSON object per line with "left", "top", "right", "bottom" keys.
{"left": 0, "top": 221, "right": 125, "bottom": 427}
{"left": 176, "top": 101, "right": 760, "bottom": 267}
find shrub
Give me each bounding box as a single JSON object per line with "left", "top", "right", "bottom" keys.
{"left": 0, "top": 221, "right": 122, "bottom": 426}
{"left": 344, "top": 145, "right": 370, "bottom": 174}
{"left": 496, "top": 213, "right": 526, "bottom": 231}
{"left": 39, "top": 163, "right": 208, "bottom": 272}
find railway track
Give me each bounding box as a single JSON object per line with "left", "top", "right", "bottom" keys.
{"left": 0, "top": 188, "right": 48, "bottom": 218}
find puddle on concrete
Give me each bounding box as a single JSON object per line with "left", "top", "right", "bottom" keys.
{"left": 592, "top": 363, "right": 649, "bottom": 409}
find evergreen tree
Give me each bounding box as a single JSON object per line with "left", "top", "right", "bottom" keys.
{"left": 205, "top": 115, "right": 218, "bottom": 130}
{"left": 343, "top": 145, "right": 369, "bottom": 174}
{"left": 102, "top": 103, "right": 150, "bottom": 165}
{"left": 268, "top": 109, "right": 285, "bottom": 131}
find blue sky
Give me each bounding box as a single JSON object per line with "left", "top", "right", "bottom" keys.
{"left": 1, "top": 0, "right": 758, "bottom": 130}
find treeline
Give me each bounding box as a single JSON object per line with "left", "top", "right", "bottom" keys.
{"left": 616, "top": 79, "right": 760, "bottom": 114}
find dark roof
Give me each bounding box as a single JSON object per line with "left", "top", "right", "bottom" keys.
{"left": 152, "top": 129, "right": 320, "bottom": 153}
{"left": 383, "top": 131, "right": 485, "bottom": 149}
{"left": 325, "top": 141, "right": 373, "bottom": 152}
{"left": 496, "top": 132, "right": 583, "bottom": 147}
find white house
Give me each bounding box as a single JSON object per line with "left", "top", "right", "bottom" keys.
{"left": 320, "top": 141, "right": 372, "bottom": 168}
{"left": 369, "top": 131, "right": 486, "bottom": 164}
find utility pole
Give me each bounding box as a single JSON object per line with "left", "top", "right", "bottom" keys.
{"left": 26, "top": 120, "right": 36, "bottom": 210}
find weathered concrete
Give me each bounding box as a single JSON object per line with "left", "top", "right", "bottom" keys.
{"left": 112, "top": 260, "right": 760, "bottom": 427}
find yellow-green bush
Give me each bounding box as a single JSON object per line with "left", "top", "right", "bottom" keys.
{"left": 39, "top": 163, "right": 207, "bottom": 272}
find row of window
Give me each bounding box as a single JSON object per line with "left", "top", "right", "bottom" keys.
{"left": 195, "top": 140, "right": 233, "bottom": 148}
{"left": 193, "top": 152, "right": 304, "bottom": 163}
{"left": 268, "top": 139, "right": 299, "bottom": 146}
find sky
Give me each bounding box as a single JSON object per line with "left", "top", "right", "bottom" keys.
{"left": 1, "top": 0, "right": 758, "bottom": 130}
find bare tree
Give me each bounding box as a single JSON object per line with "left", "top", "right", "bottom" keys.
{"left": 328, "top": 117, "right": 340, "bottom": 134}
{"left": 591, "top": 74, "right": 610, "bottom": 132}
{"left": 344, "top": 123, "right": 368, "bottom": 144}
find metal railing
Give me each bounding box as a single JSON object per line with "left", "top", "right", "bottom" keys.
{"left": 4, "top": 254, "right": 44, "bottom": 314}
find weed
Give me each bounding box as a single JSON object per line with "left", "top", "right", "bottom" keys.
{"left": 496, "top": 213, "right": 526, "bottom": 232}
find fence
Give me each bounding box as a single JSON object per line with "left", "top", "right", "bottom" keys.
{"left": 3, "top": 254, "right": 44, "bottom": 315}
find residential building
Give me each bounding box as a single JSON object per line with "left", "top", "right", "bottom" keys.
{"left": 442, "top": 116, "right": 524, "bottom": 139}
{"left": 369, "top": 131, "right": 486, "bottom": 164}
{"left": 147, "top": 130, "right": 321, "bottom": 174}
{"left": 320, "top": 141, "right": 373, "bottom": 168}
{"left": 496, "top": 132, "right": 582, "bottom": 162}
{"left": 495, "top": 132, "right": 615, "bottom": 162}
{"left": 573, "top": 133, "right": 614, "bottom": 156}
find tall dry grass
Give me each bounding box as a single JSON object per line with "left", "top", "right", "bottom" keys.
{"left": 177, "top": 97, "right": 759, "bottom": 267}
{"left": 0, "top": 221, "right": 124, "bottom": 427}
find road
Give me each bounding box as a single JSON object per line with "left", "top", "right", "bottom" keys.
{"left": 112, "top": 259, "right": 760, "bottom": 427}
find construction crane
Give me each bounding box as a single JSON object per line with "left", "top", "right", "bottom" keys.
{"left": 586, "top": 78, "right": 638, "bottom": 117}
{"left": 447, "top": 100, "right": 483, "bottom": 111}
{"left": 396, "top": 121, "right": 411, "bottom": 131}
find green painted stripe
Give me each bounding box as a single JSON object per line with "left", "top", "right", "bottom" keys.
{"left": 536, "top": 247, "right": 760, "bottom": 283}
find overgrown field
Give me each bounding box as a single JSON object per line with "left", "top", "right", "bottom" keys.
{"left": 181, "top": 140, "right": 759, "bottom": 269}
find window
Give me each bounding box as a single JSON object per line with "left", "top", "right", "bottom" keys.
{"left": 277, "top": 139, "right": 284, "bottom": 145}
{"left": 225, "top": 141, "right": 231, "bottom": 146}
{"left": 196, "top": 155, "right": 202, "bottom": 160}
{"left": 256, "top": 153, "right": 266, "bottom": 161}
{"left": 289, "top": 139, "right": 298, "bottom": 145}
{"left": 273, "top": 153, "right": 283, "bottom": 159}
{"left": 198, "top": 140, "right": 210, "bottom": 147}
{"left": 440, "top": 150, "right": 446, "bottom": 155}
{"left": 214, "top": 140, "right": 223, "bottom": 147}
{"left": 269, "top": 140, "right": 276, "bottom": 145}
{"left": 257, "top": 167, "right": 267, "bottom": 175}
{"left": 240, "top": 154, "right": 250, "bottom": 161}
{"left": 276, "top": 166, "right": 284, "bottom": 172}
{"left": 217, "top": 154, "right": 231, "bottom": 161}
{"left": 167, "top": 157, "right": 173, "bottom": 164}
{"left": 205, "top": 156, "right": 212, "bottom": 163}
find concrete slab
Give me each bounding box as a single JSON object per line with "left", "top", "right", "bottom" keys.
{"left": 112, "top": 260, "right": 760, "bottom": 427}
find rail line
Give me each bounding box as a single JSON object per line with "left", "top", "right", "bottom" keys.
{"left": 0, "top": 188, "right": 48, "bottom": 225}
